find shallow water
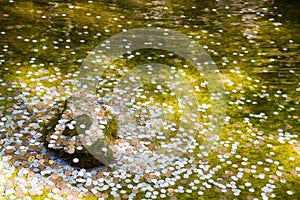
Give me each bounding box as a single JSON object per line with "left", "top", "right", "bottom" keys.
{"left": 0, "top": 0, "right": 299, "bottom": 199}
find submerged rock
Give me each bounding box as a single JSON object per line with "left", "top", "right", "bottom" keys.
{"left": 42, "top": 97, "right": 118, "bottom": 168}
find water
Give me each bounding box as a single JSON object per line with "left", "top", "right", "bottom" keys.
{"left": 0, "top": 0, "right": 299, "bottom": 199}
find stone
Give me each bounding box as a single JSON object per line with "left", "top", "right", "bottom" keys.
{"left": 42, "top": 97, "right": 118, "bottom": 168}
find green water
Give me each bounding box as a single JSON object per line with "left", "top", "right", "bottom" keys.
{"left": 0, "top": 0, "right": 299, "bottom": 199}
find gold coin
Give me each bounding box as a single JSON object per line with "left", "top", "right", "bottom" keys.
{"left": 27, "top": 156, "right": 35, "bottom": 162}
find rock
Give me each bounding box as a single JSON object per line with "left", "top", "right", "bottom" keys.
{"left": 42, "top": 97, "right": 118, "bottom": 168}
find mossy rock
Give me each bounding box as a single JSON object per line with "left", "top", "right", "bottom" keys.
{"left": 42, "top": 97, "right": 118, "bottom": 169}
